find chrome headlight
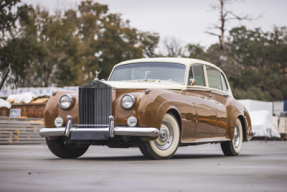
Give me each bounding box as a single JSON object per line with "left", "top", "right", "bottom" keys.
{"left": 121, "top": 94, "right": 135, "bottom": 109}
{"left": 59, "top": 94, "right": 73, "bottom": 109}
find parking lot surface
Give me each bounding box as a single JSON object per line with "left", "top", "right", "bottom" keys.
{"left": 0, "top": 140, "right": 287, "bottom": 192}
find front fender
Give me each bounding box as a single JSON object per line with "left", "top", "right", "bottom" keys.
{"left": 44, "top": 91, "right": 78, "bottom": 128}
{"left": 113, "top": 89, "right": 183, "bottom": 130}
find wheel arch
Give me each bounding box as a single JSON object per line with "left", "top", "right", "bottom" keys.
{"left": 238, "top": 115, "right": 247, "bottom": 141}
{"left": 166, "top": 108, "right": 182, "bottom": 132}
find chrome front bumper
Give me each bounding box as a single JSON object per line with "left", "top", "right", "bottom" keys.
{"left": 39, "top": 115, "right": 159, "bottom": 140}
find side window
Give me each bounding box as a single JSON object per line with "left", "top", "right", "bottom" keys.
{"left": 206, "top": 66, "right": 222, "bottom": 90}
{"left": 220, "top": 73, "right": 229, "bottom": 92}
{"left": 189, "top": 64, "right": 206, "bottom": 86}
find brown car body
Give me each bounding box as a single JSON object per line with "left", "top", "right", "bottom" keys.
{"left": 43, "top": 58, "right": 252, "bottom": 147}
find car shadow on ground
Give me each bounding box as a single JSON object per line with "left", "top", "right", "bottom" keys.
{"left": 44, "top": 153, "right": 249, "bottom": 161}
{"left": 79, "top": 154, "right": 226, "bottom": 161}
{"left": 45, "top": 153, "right": 260, "bottom": 161}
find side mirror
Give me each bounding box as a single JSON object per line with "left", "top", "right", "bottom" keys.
{"left": 189, "top": 78, "right": 196, "bottom": 86}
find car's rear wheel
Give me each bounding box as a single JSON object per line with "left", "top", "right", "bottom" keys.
{"left": 138, "top": 113, "right": 180, "bottom": 160}
{"left": 46, "top": 137, "right": 89, "bottom": 158}
{"left": 221, "top": 118, "right": 243, "bottom": 156}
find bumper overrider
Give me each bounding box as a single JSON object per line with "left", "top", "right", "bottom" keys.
{"left": 39, "top": 115, "right": 159, "bottom": 140}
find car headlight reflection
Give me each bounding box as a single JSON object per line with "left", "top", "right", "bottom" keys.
{"left": 127, "top": 116, "right": 137, "bottom": 127}
{"left": 54, "top": 116, "right": 64, "bottom": 127}
{"left": 59, "top": 94, "right": 73, "bottom": 109}
{"left": 121, "top": 94, "right": 135, "bottom": 109}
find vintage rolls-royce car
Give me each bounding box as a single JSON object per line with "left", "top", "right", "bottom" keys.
{"left": 39, "top": 58, "right": 252, "bottom": 160}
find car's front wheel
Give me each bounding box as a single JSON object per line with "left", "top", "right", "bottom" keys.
{"left": 221, "top": 118, "right": 243, "bottom": 156}
{"left": 46, "top": 137, "right": 89, "bottom": 158}
{"left": 138, "top": 113, "right": 180, "bottom": 160}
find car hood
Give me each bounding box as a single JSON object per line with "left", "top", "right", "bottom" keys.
{"left": 105, "top": 81, "right": 185, "bottom": 90}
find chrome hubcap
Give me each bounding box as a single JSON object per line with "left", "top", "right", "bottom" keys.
{"left": 234, "top": 125, "right": 240, "bottom": 148}
{"left": 159, "top": 129, "right": 168, "bottom": 142}
{"left": 154, "top": 120, "right": 174, "bottom": 150}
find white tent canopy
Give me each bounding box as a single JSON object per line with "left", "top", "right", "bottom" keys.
{"left": 13, "top": 92, "right": 37, "bottom": 104}
{"left": 0, "top": 98, "right": 11, "bottom": 109}
{"left": 238, "top": 100, "right": 280, "bottom": 138}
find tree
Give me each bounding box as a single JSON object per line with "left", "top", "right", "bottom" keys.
{"left": 206, "top": 0, "right": 255, "bottom": 68}
{"left": 160, "top": 36, "right": 185, "bottom": 57}
{"left": 138, "top": 31, "right": 159, "bottom": 58}
{"left": 227, "top": 26, "right": 287, "bottom": 100}
{"left": 77, "top": 1, "right": 159, "bottom": 79}
{"left": 0, "top": 36, "right": 46, "bottom": 87}
{"left": 186, "top": 44, "right": 209, "bottom": 60}
{"left": 0, "top": 0, "right": 34, "bottom": 88}
{"left": 1, "top": 0, "right": 160, "bottom": 87}
{"left": 0, "top": 0, "right": 33, "bottom": 44}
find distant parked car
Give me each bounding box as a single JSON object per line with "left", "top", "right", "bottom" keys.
{"left": 39, "top": 58, "right": 253, "bottom": 160}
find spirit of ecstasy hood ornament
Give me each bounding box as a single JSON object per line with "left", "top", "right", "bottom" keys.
{"left": 95, "top": 71, "right": 100, "bottom": 80}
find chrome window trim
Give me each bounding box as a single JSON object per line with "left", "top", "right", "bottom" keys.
{"left": 186, "top": 88, "right": 211, "bottom": 92}
{"left": 186, "top": 87, "right": 229, "bottom": 98}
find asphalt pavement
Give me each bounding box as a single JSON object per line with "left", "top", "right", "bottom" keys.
{"left": 0, "top": 140, "right": 287, "bottom": 192}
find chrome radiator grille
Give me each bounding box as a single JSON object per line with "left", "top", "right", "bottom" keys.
{"left": 78, "top": 86, "right": 112, "bottom": 128}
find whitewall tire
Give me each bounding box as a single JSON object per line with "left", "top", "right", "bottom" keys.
{"left": 138, "top": 113, "right": 180, "bottom": 160}
{"left": 221, "top": 118, "right": 243, "bottom": 156}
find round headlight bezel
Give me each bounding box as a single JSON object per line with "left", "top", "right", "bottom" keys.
{"left": 59, "top": 94, "right": 73, "bottom": 109}
{"left": 121, "top": 94, "right": 135, "bottom": 110}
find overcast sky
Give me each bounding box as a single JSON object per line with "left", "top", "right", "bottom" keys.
{"left": 22, "top": 0, "right": 287, "bottom": 48}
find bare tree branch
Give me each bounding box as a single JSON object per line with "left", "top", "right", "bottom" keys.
{"left": 205, "top": 31, "right": 220, "bottom": 37}
{"left": 162, "top": 37, "right": 185, "bottom": 57}
{"left": 226, "top": 11, "right": 253, "bottom": 21}
{"left": 206, "top": 0, "right": 262, "bottom": 68}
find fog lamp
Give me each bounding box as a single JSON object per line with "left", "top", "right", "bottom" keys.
{"left": 127, "top": 116, "right": 137, "bottom": 127}
{"left": 54, "top": 116, "right": 64, "bottom": 127}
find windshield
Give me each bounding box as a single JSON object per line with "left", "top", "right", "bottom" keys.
{"left": 109, "top": 62, "right": 186, "bottom": 84}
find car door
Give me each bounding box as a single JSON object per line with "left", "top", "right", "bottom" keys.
{"left": 205, "top": 66, "right": 229, "bottom": 134}
{"left": 187, "top": 64, "right": 217, "bottom": 135}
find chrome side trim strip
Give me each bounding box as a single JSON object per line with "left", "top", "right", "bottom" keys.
{"left": 181, "top": 137, "right": 230, "bottom": 144}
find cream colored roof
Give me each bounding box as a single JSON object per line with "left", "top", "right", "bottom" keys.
{"left": 108, "top": 57, "right": 233, "bottom": 97}
{"left": 113, "top": 57, "right": 222, "bottom": 72}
